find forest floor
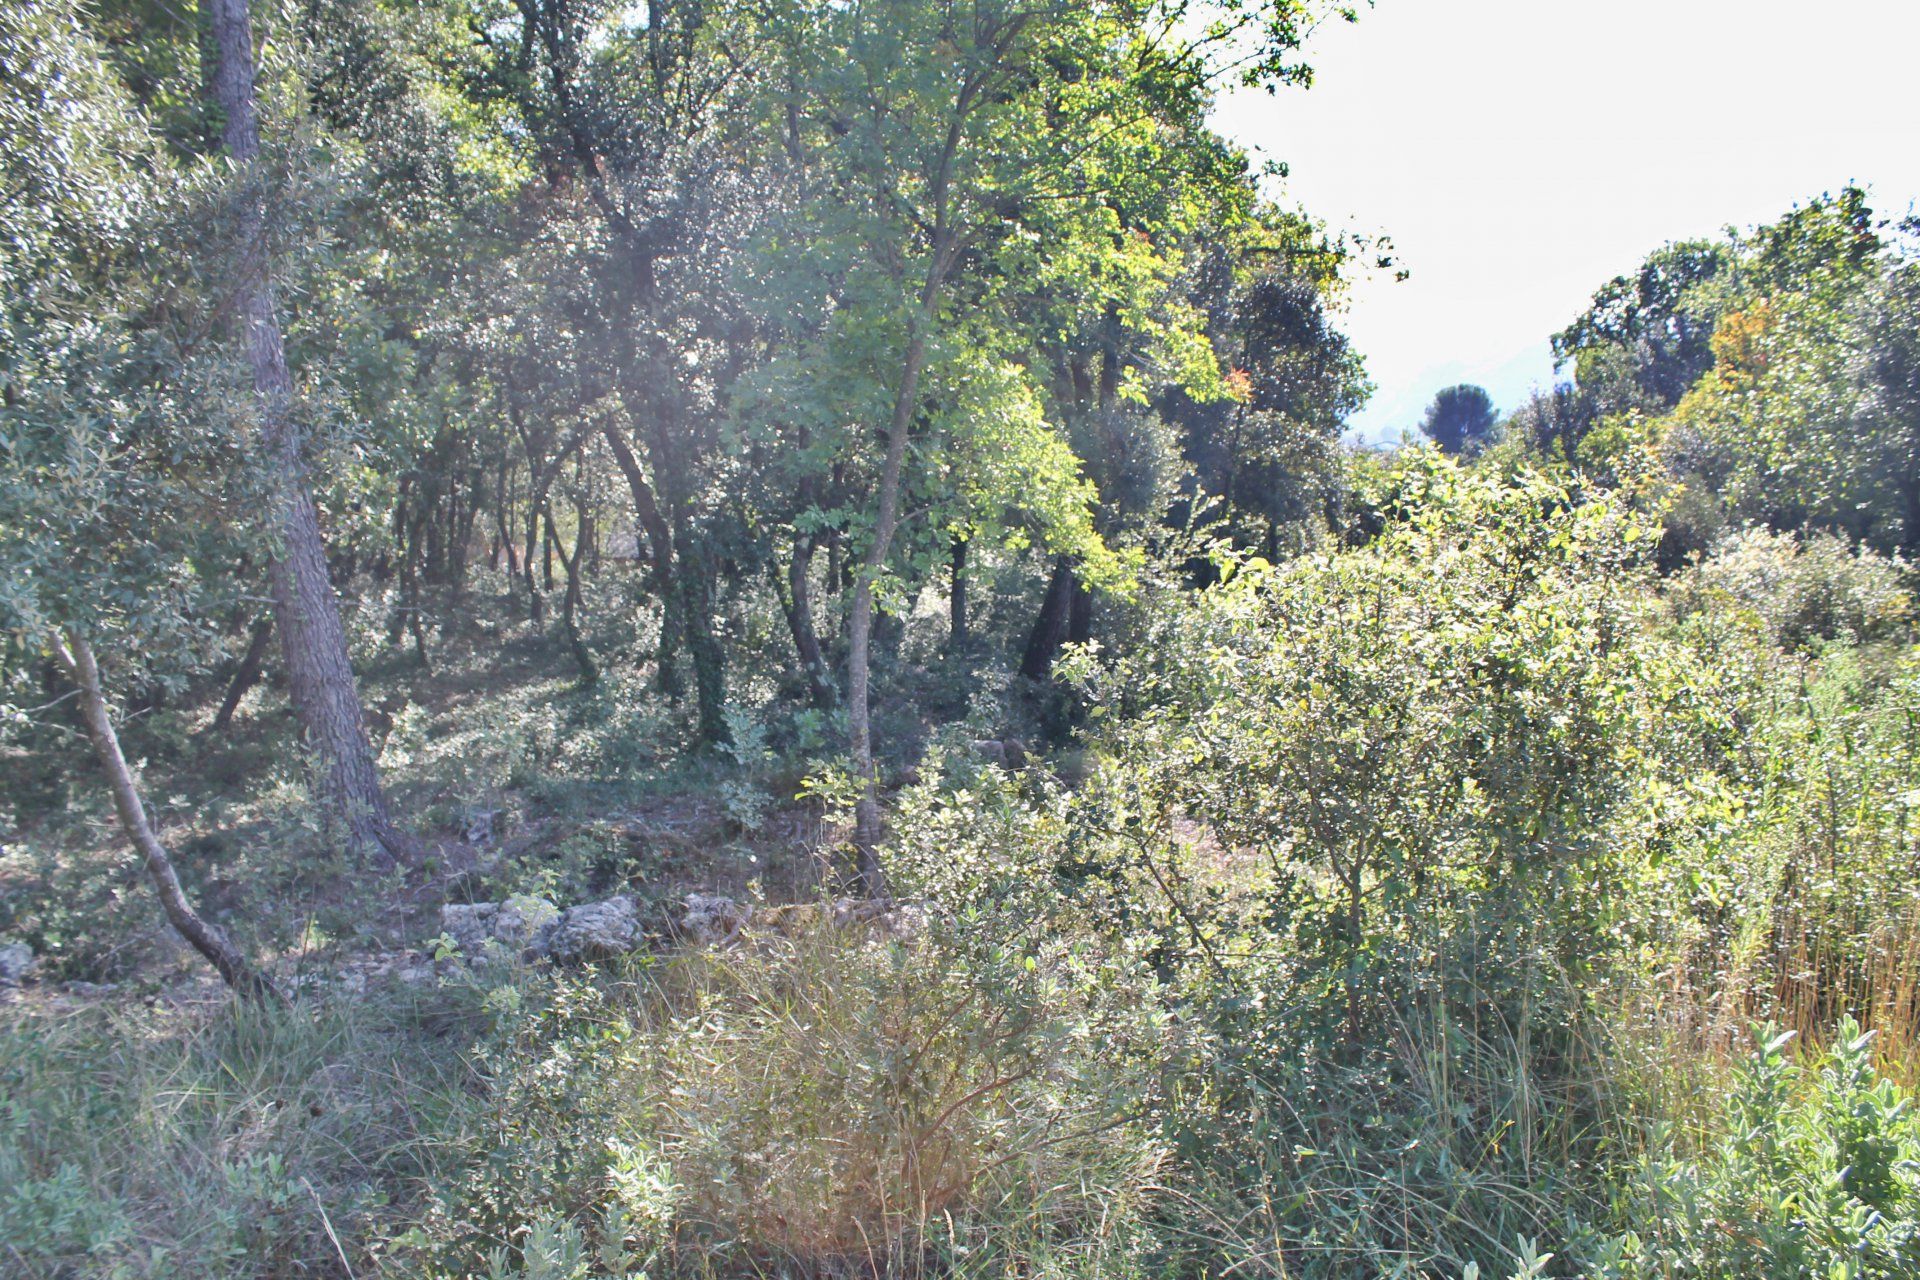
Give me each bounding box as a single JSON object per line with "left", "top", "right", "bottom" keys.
{"left": 0, "top": 581, "right": 866, "bottom": 1008}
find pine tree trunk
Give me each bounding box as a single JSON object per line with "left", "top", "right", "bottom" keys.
{"left": 57, "top": 632, "right": 281, "bottom": 1003}
{"left": 209, "top": 0, "right": 404, "bottom": 867}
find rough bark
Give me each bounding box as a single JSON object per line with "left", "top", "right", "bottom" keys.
{"left": 57, "top": 632, "right": 281, "bottom": 1003}
{"left": 209, "top": 0, "right": 404, "bottom": 867}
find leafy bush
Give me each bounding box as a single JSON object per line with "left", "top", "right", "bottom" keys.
{"left": 1594, "top": 1022, "right": 1920, "bottom": 1279}
{"left": 1674, "top": 527, "right": 1913, "bottom": 649}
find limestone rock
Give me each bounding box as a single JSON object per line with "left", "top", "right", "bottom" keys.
{"left": 0, "top": 942, "right": 36, "bottom": 987}
{"left": 440, "top": 893, "right": 559, "bottom": 963}
{"left": 544, "top": 896, "right": 641, "bottom": 963}
{"left": 463, "top": 808, "right": 502, "bottom": 846}
{"left": 679, "top": 892, "right": 749, "bottom": 945}
{"left": 440, "top": 893, "right": 644, "bottom": 966}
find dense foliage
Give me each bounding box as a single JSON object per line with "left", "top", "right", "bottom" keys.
{"left": 1, "top": 2, "right": 1916, "bottom": 1279}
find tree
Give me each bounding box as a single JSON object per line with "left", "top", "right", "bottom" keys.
{"left": 1510, "top": 380, "right": 1599, "bottom": 464}
{"left": 0, "top": 0, "right": 277, "bottom": 999}
{"left": 207, "top": 0, "right": 408, "bottom": 865}
{"left": 1646, "top": 191, "right": 1912, "bottom": 551}
{"left": 1552, "top": 239, "right": 1728, "bottom": 416}
{"left": 464, "top": 0, "right": 770, "bottom": 746}
{"left": 758, "top": 0, "right": 1316, "bottom": 888}
{"left": 1420, "top": 383, "right": 1497, "bottom": 455}
{"left": 1168, "top": 213, "right": 1369, "bottom": 556}
{"left": 1860, "top": 251, "right": 1920, "bottom": 553}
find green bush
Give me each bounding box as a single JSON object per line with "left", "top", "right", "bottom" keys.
{"left": 1674, "top": 527, "right": 1913, "bottom": 649}
{"left": 1593, "top": 1022, "right": 1920, "bottom": 1279}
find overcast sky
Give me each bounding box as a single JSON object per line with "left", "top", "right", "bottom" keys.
{"left": 1212, "top": 0, "right": 1920, "bottom": 444}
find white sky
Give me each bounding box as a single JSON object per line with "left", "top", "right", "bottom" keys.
{"left": 1212, "top": 0, "right": 1920, "bottom": 443}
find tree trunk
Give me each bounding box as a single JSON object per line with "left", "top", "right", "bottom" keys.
{"left": 672, "top": 522, "right": 729, "bottom": 746}
{"left": 774, "top": 536, "right": 835, "bottom": 709}
{"left": 1019, "top": 557, "right": 1075, "bottom": 681}
{"left": 209, "top": 0, "right": 404, "bottom": 867}
{"left": 601, "top": 423, "right": 687, "bottom": 690}
{"left": 493, "top": 459, "right": 519, "bottom": 577}
{"left": 211, "top": 614, "right": 273, "bottom": 732}
{"left": 948, "top": 535, "right": 969, "bottom": 651}
{"left": 544, "top": 505, "right": 597, "bottom": 684}
{"left": 522, "top": 504, "right": 544, "bottom": 623}
{"left": 602, "top": 425, "right": 675, "bottom": 586}
{"left": 56, "top": 632, "right": 281, "bottom": 1003}
{"left": 847, "top": 320, "right": 929, "bottom": 893}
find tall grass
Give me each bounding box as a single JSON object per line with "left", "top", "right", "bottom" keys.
{"left": 0, "top": 989, "right": 483, "bottom": 1278}
{"left": 409, "top": 912, "right": 1169, "bottom": 1280}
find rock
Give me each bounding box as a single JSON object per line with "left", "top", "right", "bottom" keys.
{"left": 967, "top": 737, "right": 1029, "bottom": 769}
{"left": 543, "top": 896, "right": 641, "bottom": 963}
{"left": 440, "top": 893, "right": 559, "bottom": 963}
{"left": 969, "top": 738, "right": 1008, "bottom": 766}
{"left": 463, "top": 808, "right": 501, "bottom": 845}
{"left": 439, "top": 902, "right": 497, "bottom": 958}
{"left": 0, "top": 942, "right": 36, "bottom": 987}
{"left": 679, "top": 892, "right": 749, "bottom": 945}
{"left": 440, "top": 894, "right": 645, "bottom": 966}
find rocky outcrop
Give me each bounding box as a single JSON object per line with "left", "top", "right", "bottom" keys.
{"left": 438, "top": 893, "right": 642, "bottom": 965}
{"left": 542, "top": 895, "right": 642, "bottom": 962}
{"left": 440, "top": 894, "right": 561, "bottom": 963}
{"left": 678, "top": 892, "right": 752, "bottom": 945}
{"left": 430, "top": 889, "right": 922, "bottom": 971}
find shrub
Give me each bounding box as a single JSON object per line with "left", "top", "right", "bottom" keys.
{"left": 1594, "top": 1022, "right": 1920, "bottom": 1279}
{"left": 412, "top": 911, "right": 1169, "bottom": 1279}
{"left": 1674, "top": 527, "right": 1913, "bottom": 649}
